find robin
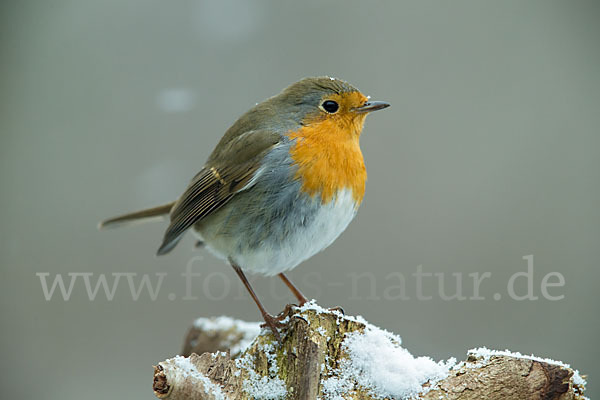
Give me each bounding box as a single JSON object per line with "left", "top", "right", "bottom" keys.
{"left": 100, "top": 77, "right": 389, "bottom": 339}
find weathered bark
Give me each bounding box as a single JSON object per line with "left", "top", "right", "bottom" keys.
{"left": 416, "top": 354, "right": 586, "bottom": 400}
{"left": 153, "top": 306, "right": 587, "bottom": 400}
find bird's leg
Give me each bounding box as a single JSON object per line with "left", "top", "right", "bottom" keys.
{"left": 230, "top": 261, "right": 283, "bottom": 341}
{"left": 279, "top": 272, "right": 342, "bottom": 314}
{"left": 278, "top": 273, "right": 309, "bottom": 306}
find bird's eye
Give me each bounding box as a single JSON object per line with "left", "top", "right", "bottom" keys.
{"left": 320, "top": 100, "right": 339, "bottom": 114}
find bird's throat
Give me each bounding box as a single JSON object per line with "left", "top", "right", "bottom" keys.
{"left": 287, "top": 121, "right": 367, "bottom": 204}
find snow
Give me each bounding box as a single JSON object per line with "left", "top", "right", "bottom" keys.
{"left": 322, "top": 376, "right": 354, "bottom": 400}
{"left": 343, "top": 328, "right": 453, "bottom": 398}
{"left": 189, "top": 305, "right": 585, "bottom": 400}
{"left": 235, "top": 342, "right": 287, "bottom": 400}
{"left": 295, "top": 300, "right": 369, "bottom": 326}
{"left": 194, "top": 316, "right": 261, "bottom": 355}
{"left": 470, "top": 347, "right": 587, "bottom": 390}
{"left": 172, "top": 355, "right": 225, "bottom": 400}
{"left": 193, "top": 315, "right": 260, "bottom": 333}
{"left": 295, "top": 301, "right": 453, "bottom": 399}
{"left": 323, "top": 326, "right": 454, "bottom": 399}
{"left": 241, "top": 374, "right": 287, "bottom": 400}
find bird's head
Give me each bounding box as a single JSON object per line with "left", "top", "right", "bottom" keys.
{"left": 276, "top": 76, "right": 390, "bottom": 138}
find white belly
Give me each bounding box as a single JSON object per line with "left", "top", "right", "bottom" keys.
{"left": 197, "top": 188, "right": 359, "bottom": 276}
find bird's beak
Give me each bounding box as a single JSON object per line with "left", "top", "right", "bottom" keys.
{"left": 352, "top": 101, "right": 391, "bottom": 113}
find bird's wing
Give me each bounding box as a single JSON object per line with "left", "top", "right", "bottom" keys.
{"left": 157, "top": 130, "right": 281, "bottom": 255}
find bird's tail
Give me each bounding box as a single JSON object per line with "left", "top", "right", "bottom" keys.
{"left": 98, "top": 202, "right": 175, "bottom": 229}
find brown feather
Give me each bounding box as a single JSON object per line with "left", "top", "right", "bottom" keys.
{"left": 156, "top": 130, "right": 280, "bottom": 255}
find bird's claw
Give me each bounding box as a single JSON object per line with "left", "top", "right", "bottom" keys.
{"left": 259, "top": 304, "right": 298, "bottom": 341}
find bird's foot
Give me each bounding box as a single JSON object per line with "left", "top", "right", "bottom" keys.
{"left": 260, "top": 314, "right": 285, "bottom": 341}
{"left": 259, "top": 304, "right": 296, "bottom": 342}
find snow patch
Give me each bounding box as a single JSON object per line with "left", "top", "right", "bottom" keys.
{"left": 194, "top": 316, "right": 261, "bottom": 355}
{"left": 235, "top": 342, "right": 287, "bottom": 399}
{"left": 171, "top": 356, "right": 225, "bottom": 400}
{"left": 339, "top": 328, "right": 453, "bottom": 399}
{"left": 242, "top": 375, "right": 287, "bottom": 400}
{"left": 295, "top": 300, "right": 369, "bottom": 326}
{"left": 298, "top": 300, "right": 454, "bottom": 399}
{"left": 470, "top": 347, "right": 587, "bottom": 389}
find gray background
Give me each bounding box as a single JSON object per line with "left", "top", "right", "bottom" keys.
{"left": 1, "top": 1, "right": 598, "bottom": 399}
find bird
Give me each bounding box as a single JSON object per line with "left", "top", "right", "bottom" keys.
{"left": 100, "top": 77, "right": 389, "bottom": 339}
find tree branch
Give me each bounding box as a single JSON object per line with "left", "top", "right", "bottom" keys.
{"left": 153, "top": 304, "right": 587, "bottom": 400}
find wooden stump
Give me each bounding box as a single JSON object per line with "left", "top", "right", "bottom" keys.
{"left": 153, "top": 304, "right": 587, "bottom": 400}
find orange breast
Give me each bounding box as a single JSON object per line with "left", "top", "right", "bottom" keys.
{"left": 287, "top": 119, "right": 367, "bottom": 204}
